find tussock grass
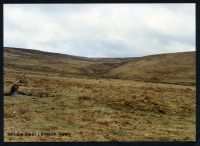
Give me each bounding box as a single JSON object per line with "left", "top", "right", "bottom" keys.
{"left": 4, "top": 73, "right": 195, "bottom": 141}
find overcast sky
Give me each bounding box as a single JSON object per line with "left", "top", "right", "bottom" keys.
{"left": 4, "top": 4, "right": 195, "bottom": 58}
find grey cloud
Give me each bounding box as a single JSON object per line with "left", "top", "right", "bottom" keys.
{"left": 3, "top": 4, "right": 195, "bottom": 58}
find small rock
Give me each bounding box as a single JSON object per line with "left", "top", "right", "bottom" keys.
{"left": 19, "top": 79, "right": 28, "bottom": 84}
{"left": 18, "top": 90, "right": 32, "bottom": 96}
{"left": 25, "top": 90, "right": 32, "bottom": 96}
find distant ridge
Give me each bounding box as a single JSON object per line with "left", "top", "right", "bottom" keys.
{"left": 4, "top": 47, "right": 136, "bottom": 61}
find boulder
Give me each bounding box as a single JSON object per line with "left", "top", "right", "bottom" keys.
{"left": 19, "top": 79, "right": 28, "bottom": 84}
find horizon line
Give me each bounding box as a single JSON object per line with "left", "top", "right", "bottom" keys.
{"left": 3, "top": 46, "right": 196, "bottom": 59}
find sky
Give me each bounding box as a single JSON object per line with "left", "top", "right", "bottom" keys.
{"left": 3, "top": 4, "right": 195, "bottom": 58}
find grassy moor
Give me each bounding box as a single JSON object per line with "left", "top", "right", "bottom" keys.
{"left": 4, "top": 47, "right": 196, "bottom": 142}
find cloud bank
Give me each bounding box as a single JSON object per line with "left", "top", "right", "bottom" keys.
{"left": 4, "top": 4, "right": 195, "bottom": 57}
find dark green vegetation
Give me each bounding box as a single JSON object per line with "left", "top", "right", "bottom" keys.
{"left": 4, "top": 47, "right": 196, "bottom": 141}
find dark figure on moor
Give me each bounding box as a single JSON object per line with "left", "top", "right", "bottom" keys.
{"left": 9, "top": 84, "right": 20, "bottom": 96}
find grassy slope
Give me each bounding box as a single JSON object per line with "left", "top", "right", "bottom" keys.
{"left": 3, "top": 47, "right": 196, "bottom": 141}
{"left": 4, "top": 73, "right": 195, "bottom": 141}
{"left": 4, "top": 47, "right": 195, "bottom": 85}
{"left": 4, "top": 47, "right": 130, "bottom": 78}
{"left": 105, "top": 52, "right": 196, "bottom": 85}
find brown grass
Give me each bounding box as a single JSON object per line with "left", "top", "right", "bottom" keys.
{"left": 3, "top": 47, "right": 196, "bottom": 142}
{"left": 4, "top": 72, "right": 195, "bottom": 142}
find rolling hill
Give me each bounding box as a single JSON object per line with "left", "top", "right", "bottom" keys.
{"left": 4, "top": 47, "right": 195, "bottom": 85}
{"left": 104, "top": 52, "right": 196, "bottom": 85}
{"left": 4, "top": 47, "right": 130, "bottom": 78}
{"left": 3, "top": 47, "right": 196, "bottom": 141}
